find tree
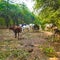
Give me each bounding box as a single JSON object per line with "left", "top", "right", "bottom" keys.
{"left": 33, "top": 0, "right": 60, "bottom": 28}
{"left": 0, "top": 0, "right": 36, "bottom": 28}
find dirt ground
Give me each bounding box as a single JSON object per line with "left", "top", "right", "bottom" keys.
{"left": 0, "top": 29, "right": 60, "bottom": 60}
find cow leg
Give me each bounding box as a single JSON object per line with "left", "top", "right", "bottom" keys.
{"left": 15, "top": 32, "right": 17, "bottom": 38}
{"left": 18, "top": 33, "right": 19, "bottom": 39}
{"left": 22, "top": 28, "right": 23, "bottom": 32}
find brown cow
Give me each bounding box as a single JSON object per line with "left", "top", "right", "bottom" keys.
{"left": 9, "top": 25, "right": 22, "bottom": 39}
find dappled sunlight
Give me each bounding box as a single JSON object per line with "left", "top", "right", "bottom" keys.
{"left": 49, "top": 57, "right": 59, "bottom": 60}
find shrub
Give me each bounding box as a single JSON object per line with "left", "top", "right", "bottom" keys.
{"left": 43, "top": 47, "right": 57, "bottom": 57}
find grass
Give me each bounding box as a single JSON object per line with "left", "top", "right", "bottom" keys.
{"left": 0, "top": 49, "right": 29, "bottom": 60}
{"left": 0, "top": 51, "right": 10, "bottom": 60}
{"left": 0, "top": 39, "right": 29, "bottom": 60}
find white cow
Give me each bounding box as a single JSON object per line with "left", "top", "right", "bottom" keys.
{"left": 45, "top": 23, "right": 53, "bottom": 30}
{"left": 22, "top": 25, "right": 30, "bottom": 32}
{"left": 19, "top": 24, "right": 30, "bottom": 32}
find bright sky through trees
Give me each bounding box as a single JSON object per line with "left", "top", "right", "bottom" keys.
{"left": 9, "top": 0, "right": 34, "bottom": 12}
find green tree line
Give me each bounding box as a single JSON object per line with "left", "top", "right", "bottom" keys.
{"left": 0, "top": 0, "right": 36, "bottom": 28}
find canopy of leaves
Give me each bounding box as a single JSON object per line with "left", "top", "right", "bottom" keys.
{"left": 33, "top": 0, "right": 60, "bottom": 28}
{"left": 0, "top": 0, "right": 36, "bottom": 28}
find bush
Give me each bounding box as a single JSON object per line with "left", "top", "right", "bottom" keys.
{"left": 43, "top": 47, "right": 57, "bottom": 57}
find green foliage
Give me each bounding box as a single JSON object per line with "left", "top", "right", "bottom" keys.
{"left": 33, "top": 0, "right": 60, "bottom": 28}
{"left": 0, "top": 18, "right": 5, "bottom": 26}
{"left": 43, "top": 47, "right": 57, "bottom": 57}
{"left": 0, "top": 0, "right": 36, "bottom": 27}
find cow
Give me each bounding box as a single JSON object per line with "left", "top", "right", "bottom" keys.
{"left": 9, "top": 25, "right": 22, "bottom": 39}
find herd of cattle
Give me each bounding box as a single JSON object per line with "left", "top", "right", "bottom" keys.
{"left": 19, "top": 24, "right": 42, "bottom": 32}
{"left": 9, "top": 24, "right": 42, "bottom": 39}
{"left": 9, "top": 23, "right": 60, "bottom": 39}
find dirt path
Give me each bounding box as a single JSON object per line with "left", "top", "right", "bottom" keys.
{"left": 0, "top": 29, "right": 60, "bottom": 60}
